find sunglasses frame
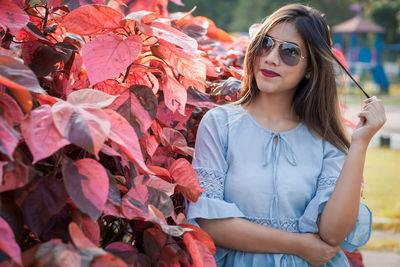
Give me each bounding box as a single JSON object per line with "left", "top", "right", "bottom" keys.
{"left": 262, "top": 35, "right": 306, "bottom": 66}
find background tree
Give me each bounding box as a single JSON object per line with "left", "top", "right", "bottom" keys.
{"left": 368, "top": 0, "right": 400, "bottom": 44}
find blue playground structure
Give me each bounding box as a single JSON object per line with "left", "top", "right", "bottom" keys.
{"left": 332, "top": 15, "right": 389, "bottom": 93}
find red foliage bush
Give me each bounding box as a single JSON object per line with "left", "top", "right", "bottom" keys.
{"left": 0, "top": 0, "right": 248, "bottom": 266}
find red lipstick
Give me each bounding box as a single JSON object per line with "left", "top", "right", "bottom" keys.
{"left": 261, "top": 69, "right": 280, "bottom": 77}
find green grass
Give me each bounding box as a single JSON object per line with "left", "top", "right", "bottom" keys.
{"left": 363, "top": 148, "right": 400, "bottom": 221}
{"left": 338, "top": 83, "right": 400, "bottom": 105}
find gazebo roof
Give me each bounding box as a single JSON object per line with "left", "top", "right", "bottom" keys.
{"left": 332, "top": 16, "right": 384, "bottom": 33}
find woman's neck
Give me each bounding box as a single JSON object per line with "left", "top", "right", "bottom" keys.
{"left": 251, "top": 92, "right": 297, "bottom": 120}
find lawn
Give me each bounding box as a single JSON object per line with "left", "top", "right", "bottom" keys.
{"left": 363, "top": 148, "right": 400, "bottom": 225}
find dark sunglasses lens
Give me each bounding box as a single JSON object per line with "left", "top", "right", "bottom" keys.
{"left": 263, "top": 37, "right": 274, "bottom": 51}
{"left": 280, "top": 43, "right": 301, "bottom": 66}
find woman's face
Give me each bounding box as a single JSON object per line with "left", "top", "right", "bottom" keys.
{"left": 254, "top": 22, "right": 309, "bottom": 96}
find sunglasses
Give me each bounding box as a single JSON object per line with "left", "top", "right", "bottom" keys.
{"left": 262, "top": 35, "right": 305, "bottom": 66}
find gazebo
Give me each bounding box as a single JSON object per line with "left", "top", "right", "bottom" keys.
{"left": 332, "top": 15, "right": 389, "bottom": 93}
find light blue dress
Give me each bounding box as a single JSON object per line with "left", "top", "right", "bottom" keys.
{"left": 185, "top": 104, "right": 371, "bottom": 267}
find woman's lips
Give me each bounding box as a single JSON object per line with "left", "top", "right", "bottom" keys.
{"left": 261, "top": 69, "right": 280, "bottom": 77}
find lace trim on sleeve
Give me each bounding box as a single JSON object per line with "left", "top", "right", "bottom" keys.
{"left": 194, "top": 167, "right": 225, "bottom": 200}
{"left": 317, "top": 176, "right": 337, "bottom": 191}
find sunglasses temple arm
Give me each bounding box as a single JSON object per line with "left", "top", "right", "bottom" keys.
{"left": 329, "top": 49, "right": 370, "bottom": 99}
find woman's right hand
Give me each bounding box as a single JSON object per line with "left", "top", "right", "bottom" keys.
{"left": 296, "top": 233, "right": 341, "bottom": 266}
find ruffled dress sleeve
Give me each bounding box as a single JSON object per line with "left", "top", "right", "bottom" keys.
{"left": 185, "top": 107, "right": 245, "bottom": 225}
{"left": 298, "top": 141, "right": 372, "bottom": 252}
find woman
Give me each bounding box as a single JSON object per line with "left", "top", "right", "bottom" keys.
{"left": 185, "top": 4, "right": 386, "bottom": 267}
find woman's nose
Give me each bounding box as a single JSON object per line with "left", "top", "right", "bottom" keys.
{"left": 264, "top": 45, "right": 280, "bottom": 65}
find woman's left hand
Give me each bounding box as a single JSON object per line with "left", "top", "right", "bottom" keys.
{"left": 352, "top": 96, "right": 386, "bottom": 145}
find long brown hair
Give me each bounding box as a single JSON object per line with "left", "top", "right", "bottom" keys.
{"left": 236, "top": 4, "right": 350, "bottom": 153}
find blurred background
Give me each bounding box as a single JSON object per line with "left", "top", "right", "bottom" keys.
{"left": 171, "top": 0, "right": 400, "bottom": 265}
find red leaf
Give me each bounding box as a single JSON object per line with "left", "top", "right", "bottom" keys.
{"left": 21, "top": 105, "right": 70, "bottom": 164}
{"left": 93, "top": 80, "right": 127, "bottom": 96}
{"left": 143, "top": 227, "right": 167, "bottom": 264}
{"left": 139, "top": 131, "right": 159, "bottom": 158}
{"left": 207, "top": 26, "right": 233, "bottom": 43}
{"left": 51, "top": 101, "right": 110, "bottom": 157}
{"left": 121, "top": 184, "right": 149, "bottom": 220}
{"left": 63, "top": 158, "right": 109, "bottom": 220}
{"left": 35, "top": 94, "right": 59, "bottom": 106}
{"left": 0, "top": 118, "right": 19, "bottom": 161}
{"left": 147, "top": 205, "right": 186, "bottom": 237}
{"left": 0, "top": 55, "right": 46, "bottom": 94}
{"left": 91, "top": 254, "right": 128, "bottom": 267}
{"left": 157, "top": 101, "right": 194, "bottom": 130}
{"left": 68, "top": 222, "right": 97, "bottom": 249}
{"left": 22, "top": 177, "right": 69, "bottom": 236}
{"left": 35, "top": 241, "right": 81, "bottom": 267}
{"left": 67, "top": 89, "right": 118, "bottom": 108}
{"left": 104, "top": 109, "right": 151, "bottom": 173}
{"left": 0, "top": 0, "right": 29, "bottom": 35}
{"left": 0, "top": 216, "right": 22, "bottom": 266}
{"left": 181, "top": 224, "right": 216, "bottom": 254}
{"left": 169, "top": 158, "right": 204, "bottom": 203}
{"left": 155, "top": 40, "right": 206, "bottom": 90}
{"left": 146, "top": 165, "right": 171, "bottom": 178}
{"left": 127, "top": 71, "right": 159, "bottom": 93}
{"left": 82, "top": 34, "right": 142, "bottom": 86}
{"left": 139, "top": 21, "right": 197, "bottom": 54}
{"left": 183, "top": 230, "right": 216, "bottom": 267}
{"left": 0, "top": 92, "right": 24, "bottom": 126}
{"left": 105, "top": 242, "right": 139, "bottom": 266}
{"left": 161, "top": 127, "right": 194, "bottom": 157}
{"left": 0, "top": 160, "right": 28, "bottom": 193}
{"left": 62, "top": 5, "right": 124, "bottom": 36}
{"left": 110, "top": 85, "right": 157, "bottom": 137}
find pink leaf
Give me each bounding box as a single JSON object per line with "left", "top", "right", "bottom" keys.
{"left": 104, "top": 109, "right": 151, "bottom": 173}
{"left": 21, "top": 105, "right": 70, "bottom": 164}
{"left": 134, "top": 175, "right": 176, "bottom": 197}
{"left": 121, "top": 184, "right": 149, "bottom": 220}
{"left": 139, "top": 21, "right": 197, "bottom": 54}
{"left": 122, "top": 11, "right": 156, "bottom": 24}
{"left": 62, "top": 158, "right": 109, "bottom": 220}
{"left": 0, "top": 92, "right": 24, "bottom": 126}
{"left": 83, "top": 34, "right": 142, "bottom": 86}
{"left": 161, "top": 127, "right": 194, "bottom": 157}
{"left": 110, "top": 85, "right": 157, "bottom": 137}
{"left": 68, "top": 222, "right": 97, "bottom": 249}
{"left": 169, "top": 0, "right": 184, "bottom": 6}
{"left": 62, "top": 5, "right": 124, "bottom": 36}
{"left": 155, "top": 63, "right": 187, "bottom": 115}
{"left": 157, "top": 101, "right": 194, "bottom": 130}
{"left": 67, "top": 89, "right": 118, "bottom": 108}
{"left": 0, "top": 0, "right": 29, "bottom": 35}
{"left": 0, "top": 160, "right": 28, "bottom": 194}
{"left": 0, "top": 118, "right": 19, "bottom": 161}
{"left": 155, "top": 40, "right": 206, "bottom": 91}
{"left": 72, "top": 210, "right": 101, "bottom": 246}
{"left": 51, "top": 101, "right": 110, "bottom": 157}
{"left": 0, "top": 216, "right": 22, "bottom": 266}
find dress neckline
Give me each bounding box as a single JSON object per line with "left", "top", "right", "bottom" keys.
{"left": 237, "top": 104, "right": 303, "bottom": 135}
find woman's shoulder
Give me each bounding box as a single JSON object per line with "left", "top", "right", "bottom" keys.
{"left": 202, "top": 104, "right": 244, "bottom": 123}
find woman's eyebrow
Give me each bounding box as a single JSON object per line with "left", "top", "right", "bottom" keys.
{"left": 265, "top": 34, "right": 300, "bottom": 47}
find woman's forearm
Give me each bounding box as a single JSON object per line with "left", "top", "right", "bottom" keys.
{"left": 196, "top": 217, "right": 304, "bottom": 254}
{"left": 318, "top": 140, "right": 368, "bottom": 246}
